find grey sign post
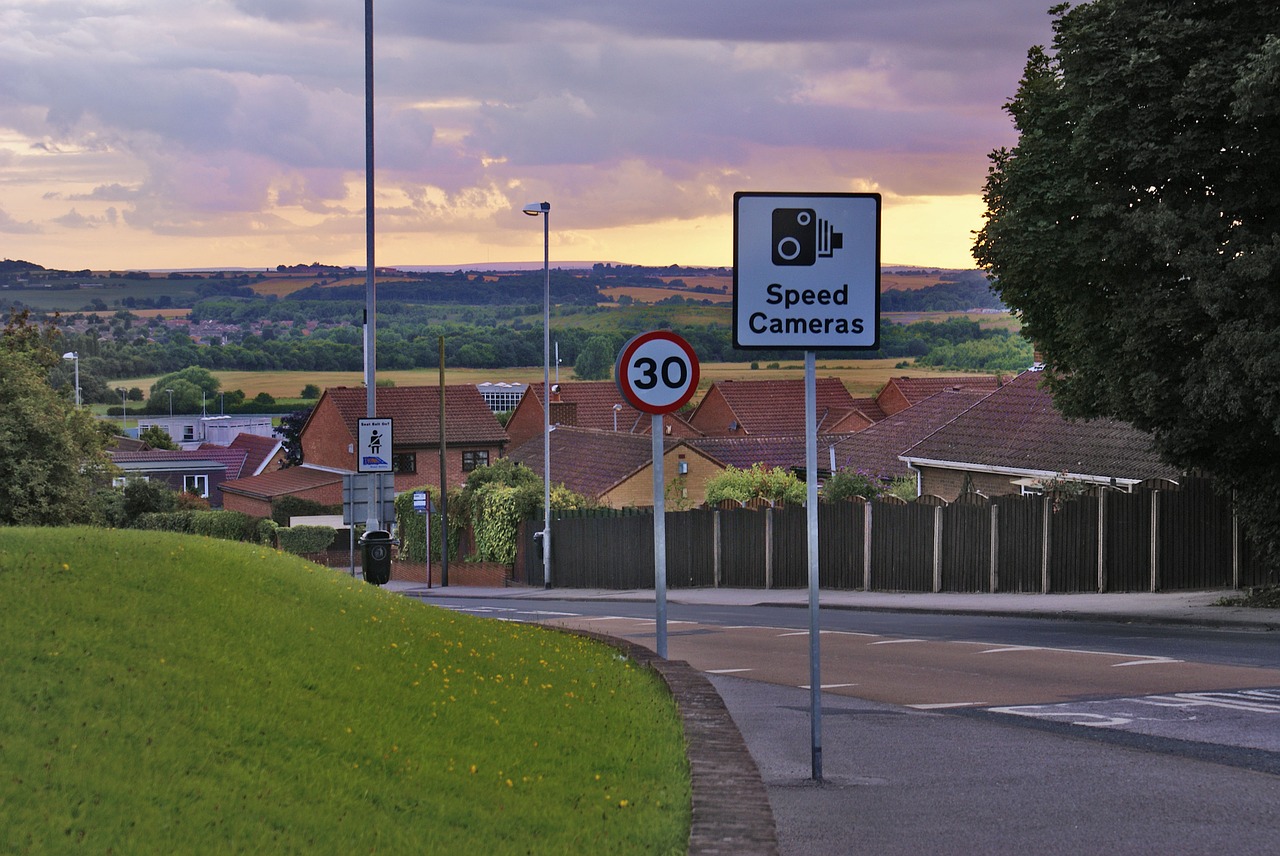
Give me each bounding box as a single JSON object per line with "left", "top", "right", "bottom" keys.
{"left": 733, "top": 191, "right": 881, "bottom": 782}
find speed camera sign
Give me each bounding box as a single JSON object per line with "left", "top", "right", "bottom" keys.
{"left": 615, "top": 331, "right": 700, "bottom": 415}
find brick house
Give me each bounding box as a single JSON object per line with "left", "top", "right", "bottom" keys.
{"left": 506, "top": 426, "right": 725, "bottom": 509}
{"left": 218, "top": 385, "right": 507, "bottom": 516}
{"left": 505, "top": 380, "right": 700, "bottom": 449}
{"left": 875, "top": 374, "right": 1004, "bottom": 416}
{"left": 898, "top": 371, "right": 1180, "bottom": 500}
{"left": 686, "top": 378, "right": 858, "bottom": 437}
{"left": 110, "top": 448, "right": 251, "bottom": 508}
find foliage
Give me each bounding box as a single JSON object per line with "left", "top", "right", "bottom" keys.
{"left": 1214, "top": 586, "right": 1280, "bottom": 609}
{"left": 574, "top": 334, "right": 617, "bottom": 380}
{"left": 146, "top": 366, "right": 221, "bottom": 414}
{"left": 974, "top": 0, "right": 1280, "bottom": 569}
{"left": 0, "top": 527, "right": 690, "bottom": 854}
{"left": 392, "top": 485, "right": 460, "bottom": 563}
{"left": 270, "top": 493, "right": 337, "bottom": 527}
{"left": 132, "top": 510, "right": 259, "bottom": 542}
{"left": 121, "top": 477, "right": 177, "bottom": 523}
{"left": 885, "top": 476, "right": 919, "bottom": 503}
{"left": 275, "top": 524, "right": 337, "bottom": 554}
{"left": 704, "top": 463, "right": 807, "bottom": 506}
{"left": 823, "top": 468, "right": 886, "bottom": 503}
{"left": 274, "top": 407, "right": 312, "bottom": 468}
{"left": 138, "top": 424, "right": 179, "bottom": 450}
{"left": 0, "top": 323, "right": 114, "bottom": 526}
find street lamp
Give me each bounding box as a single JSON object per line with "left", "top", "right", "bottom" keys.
{"left": 116, "top": 387, "right": 127, "bottom": 433}
{"left": 613, "top": 403, "right": 622, "bottom": 432}
{"left": 523, "top": 200, "right": 552, "bottom": 588}
{"left": 165, "top": 388, "right": 174, "bottom": 418}
{"left": 62, "top": 352, "right": 79, "bottom": 407}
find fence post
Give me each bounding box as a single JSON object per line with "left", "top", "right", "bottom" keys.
{"left": 989, "top": 501, "right": 999, "bottom": 593}
{"left": 764, "top": 507, "right": 774, "bottom": 590}
{"left": 1097, "top": 491, "right": 1106, "bottom": 593}
{"left": 1149, "top": 489, "right": 1160, "bottom": 592}
{"left": 1041, "top": 497, "right": 1051, "bottom": 594}
{"left": 863, "top": 502, "right": 873, "bottom": 591}
{"left": 713, "top": 509, "right": 722, "bottom": 588}
{"left": 932, "top": 505, "right": 943, "bottom": 593}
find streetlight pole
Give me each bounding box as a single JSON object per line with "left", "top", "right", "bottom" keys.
{"left": 117, "top": 388, "right": 127, "bottom": 433}
{"left": 523, "top": 201, "right": 551, "bottom": 588}
{"left": 166, "top": 388, "right": 174, "bottom": 418}
{"left": 62, "top": 352, "right": 79, "bottom": 407}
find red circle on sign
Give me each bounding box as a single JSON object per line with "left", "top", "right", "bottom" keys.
{"left": 615, "top": 330, "right": 700, "bottom": 415}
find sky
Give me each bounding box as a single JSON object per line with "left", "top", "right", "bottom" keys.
{"left": 0, "top": 1, "right": 1057, "bottom": 272}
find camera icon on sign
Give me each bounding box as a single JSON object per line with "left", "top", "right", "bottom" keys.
{"left": 772, "top": 208, "right": 843, "bottom": 266}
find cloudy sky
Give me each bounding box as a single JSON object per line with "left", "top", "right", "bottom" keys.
{"left": 0, "top": 1, "right": 1056, "bottom": 271}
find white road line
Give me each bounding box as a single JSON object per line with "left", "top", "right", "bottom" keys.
{"left": 1111, "top": 658, "right": 1183, "bottom": 667}
{"left": 978, "top": 645, "right": 1044, "bottom": 654}
{"left": 909, "top": 702, "right": 988, "bottom": 710}
{"left": 869, "top": 638, "right": 927, "bottom": 645}
{"left": 705, "top": 668, "right": 754, "bottom": 674}
{"left": 799, "top": 683, "right": 860, "bottom": 690}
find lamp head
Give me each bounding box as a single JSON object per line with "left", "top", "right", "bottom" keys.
{"left": 522, "top": 201, "right": 550, "bottom": 216}
{"left": 62, "top": 351, "right": 77, "bottom": 360}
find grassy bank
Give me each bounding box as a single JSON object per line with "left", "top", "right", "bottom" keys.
{"left": 0, "top": 528, "right": 689, "bottom": 854}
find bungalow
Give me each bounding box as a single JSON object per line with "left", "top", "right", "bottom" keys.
{"left": 686, "top": 378, "right": 857, "bottom": 437}
{"left": 898, "top": 370, "right": 1181, "bottom": 500}
{"left": 506, "top": 426, "right": 725, "bottom": 509}
{"left": 110, "top": 447, "right": 251, "bottom": 507}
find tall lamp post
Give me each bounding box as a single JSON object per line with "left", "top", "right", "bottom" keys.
{"left": 523, "top": 200, "right": 551, "bottom": 588}
{"left": 116, "top": 388, "right": 127, "bottom": 433}
{"left": 62, "top": 352, "right": 79, "bottom": 407}
{"left": 166, "top": 388, "right": 174, "bottom": 418}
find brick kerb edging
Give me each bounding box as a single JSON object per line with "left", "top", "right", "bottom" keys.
{"left": 566, "top": 628, "right": 781, "bottom": 856}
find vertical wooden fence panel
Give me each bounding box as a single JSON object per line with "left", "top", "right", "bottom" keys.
{"left": 666, "top": 507, "right": 717, "bottom": 588}
{"left": 820, "top": 500, "right": 865, "bottom": 589}
{"left": 870, "top": 500, "right": 935, "bottom": 591}
{"left": 1158, "top": 478, "right": 1233, "bottom": 590}
{"left": 941, "top": 495, "right": 991, "bottom": 592}
{"left": 992, "top": 495, "right": 1043, "bottom": 592}
{"left": 1104, "top": 490, "right": 1150, "bottom": 591}
{"left": 719, "top": 507, "right": 767, "bottom": 587}
{"left": 1047, "top": 496, "right": 1099, "bottom": 593}
{"left": 768, "top": 506, "right": 807, "bottom": 588}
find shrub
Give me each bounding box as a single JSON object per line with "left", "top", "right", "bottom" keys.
{"left": 276, "top": 525, "right": 337, "bottom": 555}
{"left": 392, "top": 486, "right": 460, "bottom": 563}
{"left": 823, "top": 468, "right": 884, "bottom": 503}
{"left": 704, "top": 463, "right": 807, "bottom": 506}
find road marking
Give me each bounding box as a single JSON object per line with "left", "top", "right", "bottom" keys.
{"left": 1111, "top": 657, "right": 1184, "bottom": 667}
{"left": 799, "top": 683, "right": 859, "bottom": 690}
{"left": 909, "top": 702, "right": 988, "bottom": 710}
{"left": 869, "top": 638, "right": 927, "bottom": 645}
{"left": 978, "top": 645, "right": 1043, "bottom": 654}
{"left": 705, "top": 668, "right": 754, "bottom": 674}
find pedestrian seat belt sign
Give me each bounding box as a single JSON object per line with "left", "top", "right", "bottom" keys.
{"left": 358, "top": 418, "right": 393, "bottom": 473}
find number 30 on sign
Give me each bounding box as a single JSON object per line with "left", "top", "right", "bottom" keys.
{"left": 615, "top": 330, "right": 700, "bottom": 415}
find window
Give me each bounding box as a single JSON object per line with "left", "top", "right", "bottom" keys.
{"left": 183, "top": 474, "right": 209, "bottom": 498}
{"left": 393, "top": 453, "right": 417, "bottom": 474}
{"left": 462, "top": 450, "right": 489, "bottom": 472}
{"left": 182, "top": 424, "right": 196, "bottom": 441}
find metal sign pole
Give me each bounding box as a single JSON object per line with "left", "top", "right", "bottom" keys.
{"left": 652, "top": 413, "right": 668, "bottom": 659}
{"left": 805, "top": 350, "right": 823, "bottom": 781}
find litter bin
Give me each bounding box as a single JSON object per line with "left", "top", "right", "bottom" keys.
{"left": 360, "top": 529, "right": 395, "bottom": 586}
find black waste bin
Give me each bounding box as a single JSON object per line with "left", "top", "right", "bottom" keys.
{"left": 360, "top": 529, "right": 395, "bottom": 586}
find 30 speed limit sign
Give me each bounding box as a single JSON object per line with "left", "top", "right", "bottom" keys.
{"left": 615, "top": 330, "right": 700, "bottom": 414}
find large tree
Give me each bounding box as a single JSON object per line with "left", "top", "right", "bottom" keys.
{"left": 0, "top": 313, "right": 114, "bottom": 526}
{"left": 975, "top": 0, "right": 1280, "bottom": 571}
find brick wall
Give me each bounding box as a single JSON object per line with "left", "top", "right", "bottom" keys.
{"left": 689, "top": 387, "right": 743, "bottom": 436}
{"left": 917, "top": 465, "right": 1020, "bottom": 501}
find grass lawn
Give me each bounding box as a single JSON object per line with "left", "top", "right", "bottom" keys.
{"left": 0, "top": 528, "right": 689, "bottom": 854}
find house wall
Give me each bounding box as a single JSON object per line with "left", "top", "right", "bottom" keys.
{"left": 916, "top": 465, "right": 1021, "bottom": 501}
{"left": 876, "top": 382, "right": 914, "bottom": 416}
{"left": 689, "top": 388, "right": 744, "bottom": 437}
{"left": 603, "top": 448, "right": 724, "bottom": 509}
{"left": 504, "top": 396, "right": 543, "bottom": 449}
{"left": 300, "top": 398, "right": 357, "bottom": 471}
{"left": 390, "top": 445, "right": 504, "bottom": 494}
{"left": 221, "top": 479, "right": 345, "bottom": 519}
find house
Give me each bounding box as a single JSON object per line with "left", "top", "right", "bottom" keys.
{"left": 898, "top": 371, "right": 1181, "bottom": 500}
{"left": 687, "top": 434, "right": 845, "bottom": 473}
{"left": 110, "top": 447, "right": 251, "bottom": 507}
{"left": 134, "top": 414, "right": 276, "bottom": 450}
{"left": 295, "top": 384, "right": 507, "bottom": 493}
{"left": 686, "top": 378, "right": 857, "bottom": 437}
{"left": 201, "top": 432, "right": 284, "bottom": 477}
{"left": 504, "top": 381, "right": 700, "bottom": 449}
{"left": 219, "top": 465, "right": 347, "bottom": 519}
{"left": 818, "top": 387, "right": 995, "bottom": 482}
{"left": 506, "top": 426, "right": 726, "bottom": 509}
{"left": 875, "top": 374, "right": 1004, "bottom": 416}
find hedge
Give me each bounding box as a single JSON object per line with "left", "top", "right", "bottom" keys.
{"left": 276, "top": 525, "right": 337, "bottom": 555}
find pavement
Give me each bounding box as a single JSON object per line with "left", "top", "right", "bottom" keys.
{"left": 385, "top": 583, "right": 1280, "bottom": 854}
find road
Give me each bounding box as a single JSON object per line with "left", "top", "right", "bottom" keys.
{"left": 408, "top": 594, "right": 1280, "bottom": 853}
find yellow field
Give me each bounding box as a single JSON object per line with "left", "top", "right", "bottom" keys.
{"left": 113, "top": 360, "right": 999, "bottom": 402}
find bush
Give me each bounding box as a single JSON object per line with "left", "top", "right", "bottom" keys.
{"left": 392, "top": 486, "right": 460, "bottom": 563}
{"left": 823, "top": 468, "right": 884, "bottom": 503}
{"left": 122, "top": 478, "right": 177, "bottom": 524}
{"left": 704, "top": 463, "right": 807, "bottom": 506}
{"left": 130, "top": 510, "right": 258, "bottom": 542}
{"left": 276, "top": 525, "right": 337, "bottom": 555}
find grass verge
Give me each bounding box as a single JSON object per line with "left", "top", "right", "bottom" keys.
{"left": 0, "top": 528, "right": 689, "bottom": 854}
{"left": 1214, "top": 585, "right": 1280, "bottom": 609}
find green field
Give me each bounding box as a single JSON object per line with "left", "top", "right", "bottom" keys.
{"left": 0, "top": 528, "right": 689, "bottom": 854}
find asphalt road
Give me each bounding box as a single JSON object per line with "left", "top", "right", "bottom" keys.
{"left": 413, "top": 595, "right": 1280, "bottom": 854}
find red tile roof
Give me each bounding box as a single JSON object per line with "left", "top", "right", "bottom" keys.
{"left": 321, "top": 385, "right": 507, "bottom": 446}
{"left": 524, "top": 381, "right": 652, "bottom": 433}
{"left": 881, "top": 374, "right": 1003, "bottom": 408}
{"left": 219, "top": 465, "right": 345, "bottom": 501}
{"left": 688, "top": 435, "right": 845, "bottom": 471}
{"left": 900, "top": 371, "right": 1179, "bottom": 483}
{"left": 507, "top": 426, "right": 677, "bottom": 500}
{"left": 203, "top": 433, "right": 282, "bottom": 476}
{"left": 111, "top": 448, "right": 250, "bottom": 479}
{"left": 693, "top": 378, "right": 857, "bottom": 434}
{"left": 824, "top": 388, "right": 994, "bottom": 479}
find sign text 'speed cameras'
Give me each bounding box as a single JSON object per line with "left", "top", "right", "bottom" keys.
{"left": 771, "top": 208, "right": 844, "bottom": 266}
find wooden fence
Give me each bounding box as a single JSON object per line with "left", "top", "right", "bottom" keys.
{"left": 517, "top": 478, "right": 1272, "bottom": 592}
